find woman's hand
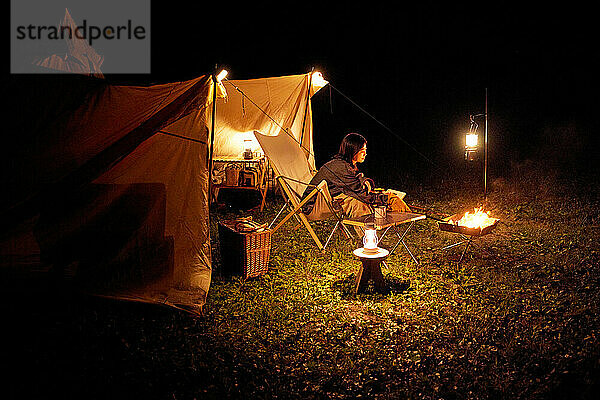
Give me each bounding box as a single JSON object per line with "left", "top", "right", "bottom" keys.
{"left": 362, "top": 178, "right": 375, "bottom": 193}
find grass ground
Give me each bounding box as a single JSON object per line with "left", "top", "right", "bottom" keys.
{"left": 4, "top": 160, "right": 600, "bottom": 399}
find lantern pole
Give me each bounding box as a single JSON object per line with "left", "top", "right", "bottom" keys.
{"left": 300, "top": 67, "right": 314, "bottom": 153}
{"left": 484, "top": 88, "right": 488, "bottom": 200}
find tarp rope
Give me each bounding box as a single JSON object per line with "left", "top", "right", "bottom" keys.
{"left": 224, "top": 79, "right": 307, "bottom": 153}
{"left": 327, "top": 83, "right": 442, "bottom": 172}
{"left": 157, "top": 130, "right": 207, "bottom": 145}
{"left": 222, "top": 78, "right": 368, "bottom": 203}
{"left": 220, "top": 77, "right": 436, "bottom": 217}
{"left": 224, "top": 78, "right": 442, "bottom": 175}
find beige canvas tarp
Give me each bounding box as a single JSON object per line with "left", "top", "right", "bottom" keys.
{"left": 213, "top": 73, "right": 327, "bottom": 170}
{"left": 93, "top": 78, "right": 216, "bottom": 308}
{"left": 1, "top": 74, "right": 215, "bottom": 311}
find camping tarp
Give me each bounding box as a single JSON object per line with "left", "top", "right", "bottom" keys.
{"left": 1, "top": 73, "right": 214, "bottom": 310}
{"left": 213, "top": 73, "right": 320, "bottom": 169}
{"left": 1, "top": 71, "right": 325, "bottom": 311}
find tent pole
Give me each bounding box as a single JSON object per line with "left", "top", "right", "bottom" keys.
{"left": 299, "top": 68, "right": 314, "bottom": 157}
{"left": 208, "top": 69, "right": 217, "bottom": 173}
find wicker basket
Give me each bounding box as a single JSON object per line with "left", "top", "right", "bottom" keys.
{"left": 225, "top": 166, "right": 240, "bottom": 186}
{"left": 218, "top": 218, "right": 271, "bottom": 279}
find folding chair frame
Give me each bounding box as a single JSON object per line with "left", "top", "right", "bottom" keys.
{"left": 269, "top": 176, "right": 352, "bottom": 251}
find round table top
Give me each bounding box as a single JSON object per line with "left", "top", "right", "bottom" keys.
{"left": 353, "top": 247, "right": 389, "bottom": 259}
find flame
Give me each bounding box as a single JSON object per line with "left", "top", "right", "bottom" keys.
{"left": 453, "top": 207, "right": 498, "bottom": 229}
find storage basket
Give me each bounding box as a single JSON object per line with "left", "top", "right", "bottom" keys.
{"left": 218, "top": 218, "right": 271, "bottom": 279}
{"left": 225, "top": 166, "right": 240, "bottom": 186}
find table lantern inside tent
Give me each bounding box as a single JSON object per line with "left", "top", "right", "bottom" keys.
{"left": 243, "top": 139, "right": 253, "bottom": 159}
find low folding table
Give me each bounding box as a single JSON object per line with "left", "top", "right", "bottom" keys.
{"left": 343, "top": 212, "right": 426, "bottom": 264}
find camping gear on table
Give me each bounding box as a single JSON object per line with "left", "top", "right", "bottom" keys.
{"left": 372, "top": 188, "right": 410, "bottom": 213}
{"left": 218, "top": 217, "right": 271, "bottom": 279}
{"left": 223, "top": 164, "right": 259, "bottom": 187}
{"left": 374, "top": 205, "right": 387, "bottom": 221}
{"left": 372, "top": 189, "right": 388, "bottom": 221}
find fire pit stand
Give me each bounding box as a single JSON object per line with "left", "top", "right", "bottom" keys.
{"left": 437, "top": 216, "right": 499, "bottom": 266}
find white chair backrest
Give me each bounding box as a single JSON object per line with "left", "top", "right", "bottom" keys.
{"left": 254, "top": 130, "right": 314, "bottom": 201}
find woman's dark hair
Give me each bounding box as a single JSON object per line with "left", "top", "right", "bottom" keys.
{"left": 337, "top": 133, "right": 367, "bottom": 163}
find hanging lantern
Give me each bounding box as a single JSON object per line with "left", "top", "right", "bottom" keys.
{"left": 465, "top": 133, "right": 478, "bottom": 149}
{"left": 465, "top": 132, "right": 478, "bottom": 161}
{"left": 464, "top": 114, "right": 479, "bottom": 161}
{"left": 362, "top": 223, "right": 379, "bottom": 254}
{"left": 458, "top": 90, "right": 489, "bottom": 198}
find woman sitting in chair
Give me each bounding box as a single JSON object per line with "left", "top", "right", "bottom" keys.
{"left": 302, "top": 132, "right": 410, "bottom": 227}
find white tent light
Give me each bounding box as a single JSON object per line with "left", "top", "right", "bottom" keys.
{"left": 311, "top": 71, "right": 329, "bottom": 94}
{"left": 216, "top": 69, "right": 228, "bottom": 82}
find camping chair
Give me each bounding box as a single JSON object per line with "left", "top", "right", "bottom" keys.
{"left": 253, "top": 130, "right": 352, "bottom": 251}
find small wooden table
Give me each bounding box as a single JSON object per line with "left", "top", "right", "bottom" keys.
{"left": 353, "top": 247, "right": 390, "bottom": 294}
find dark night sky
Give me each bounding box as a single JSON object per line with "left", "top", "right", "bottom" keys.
{"left": 9, "top": 2, "right": 600, "bottom": 178}
{"left": 144, "top": 4, "right": 599, "bottom": 175}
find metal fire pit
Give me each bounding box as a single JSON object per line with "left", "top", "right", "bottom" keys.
{"left": 437, "top": 215, "right": 499, "bottom": 265}
{"left": 438, "top": 215, "right": 499, "bottom": 237}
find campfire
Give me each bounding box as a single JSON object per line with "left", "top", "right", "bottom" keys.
{"left": 439, "top": 207, "right": 499, "bottom": 237}
{"left": 452, "top": 207, "right": 497, "bottom": 229}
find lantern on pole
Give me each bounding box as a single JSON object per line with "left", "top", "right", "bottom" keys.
{"left": 463, "top": 89, "right": 489, "bottom": 199}
{"left": 464, "top": 114, "right": 480, "bottom": 161}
